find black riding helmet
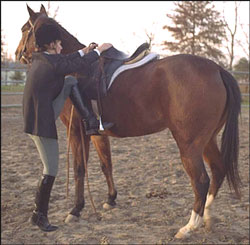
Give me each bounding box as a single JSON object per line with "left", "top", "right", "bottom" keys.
{"left": 35, "top": 23, "right": 61, "bottom": 48}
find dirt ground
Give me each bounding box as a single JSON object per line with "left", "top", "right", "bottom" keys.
{"left": 1, "top": 95, "right": 249, "bottom": 244}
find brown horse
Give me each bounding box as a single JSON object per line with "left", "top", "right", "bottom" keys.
{"left": 16, "top": 4, "right": 242, "bottom": 238}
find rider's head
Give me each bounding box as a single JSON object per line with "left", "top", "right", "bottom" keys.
{"left": 35, "top": 23, "right": 62, "bottom": 53}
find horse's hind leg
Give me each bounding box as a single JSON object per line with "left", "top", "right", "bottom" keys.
{"left": 203, "top": 136, "right": 226, "bottom": 230}
{"left": 174, "top": 144, "right": 210, "bottom": 239}
{"left": 91, "top": 135, "right": 117, "bottom": 209}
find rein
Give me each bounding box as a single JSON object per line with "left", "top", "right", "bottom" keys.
{"left": 79, "top": 118, "right": 98, "bottom": 216}
{"left": 66, "top": 105, "right": 97, "bottom": 216}
{"left": 66, "top": 105, "right": 74, "bottom": 198}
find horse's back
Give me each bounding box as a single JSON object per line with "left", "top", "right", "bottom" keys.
{"left": 159, "top": 54, "right": 223, "bottom": 84}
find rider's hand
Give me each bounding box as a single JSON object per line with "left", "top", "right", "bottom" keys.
{"left": 97, "top": 43, "right": 113, "bottom": 53}
{"left": 81, "top": 42, "right": 98, "bottom": 54}
{"left": 88, "top": 42, "right": 98, "bottom": 51}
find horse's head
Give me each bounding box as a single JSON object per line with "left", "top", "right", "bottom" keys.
{"left": 16, "top": 4, "right": 85, "bottom": 64}
{"left": 15, "top": 4, "right": 50, "bottom": 64}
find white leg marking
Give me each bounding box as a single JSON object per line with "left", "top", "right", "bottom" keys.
{"left": 64, "top": 214, "right": 79, "bottom": 223}
{"left": 205, "top": 194, "right": 214, "bottom": 208}
{"left": 175, "top": 210, "right": 203, "bottom": 239}
{"left": 204, "top": 194, "right": 214, "bottom": 221}
{"left": 103, "top": 202, "right": 114, "bottom": 210}
{"left": 99, "top": 117, "right": 104, "bottom": 131}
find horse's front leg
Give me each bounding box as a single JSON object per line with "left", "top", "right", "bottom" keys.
{"left": 65, "top": 124, "right": 90, "bottom": 223}
{"left": 91, "top": 135, "right": 117, "bottom": 209}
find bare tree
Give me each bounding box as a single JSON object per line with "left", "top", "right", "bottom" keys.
{"left": 47, "top": 1, "right": 59, "bottom": 19}
{"left": 1, "top": 30, "right": 5, "bottom": 62}
{"left": 1, "top": 30, "right": 8, "bottom": 64}
{"left": 223, "top": 1, "right": 240, "bottom": 70}
{"left": 236, "top": 23, "right": 250, "bottom": 59}
{"left": 144, "top": 22, "right": 157, "bottom": 50}
{"left": 145, "top": 30, "right": 154, "bottom": 50}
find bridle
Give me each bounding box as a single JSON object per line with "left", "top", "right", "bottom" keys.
{"left": 19, "top": 19, "right": 35, "bottom": 64}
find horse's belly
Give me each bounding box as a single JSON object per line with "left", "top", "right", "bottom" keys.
{"left": 104, "top": 104, "right": 168, "bottom": 137}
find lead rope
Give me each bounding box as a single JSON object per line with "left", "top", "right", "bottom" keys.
{"left": 66, "top": 105, "right": 74, "bottom": 199}
{"left": 79, "top": 120, "right": 98, "bottom": 216}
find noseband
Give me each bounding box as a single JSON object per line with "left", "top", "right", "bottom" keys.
{"left": 19, "top": 20, "right": 35, "bottom": 63}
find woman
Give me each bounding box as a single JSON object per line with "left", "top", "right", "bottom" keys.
{"left": 23, "top": 23, "right": 113, "bottom": 232}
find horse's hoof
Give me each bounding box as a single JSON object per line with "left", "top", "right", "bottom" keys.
{"left": 64, "top": 214, "right": 79, "bottom": 223}
{"left": 174, "top": 230, "right": 190, "bottom": 239}
{"left": 103, "top": 202, "right": 115, "bottom": 210}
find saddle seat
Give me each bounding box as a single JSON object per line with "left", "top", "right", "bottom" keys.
{"left": 101, "top": 42, "right": 150, "bottom": 65}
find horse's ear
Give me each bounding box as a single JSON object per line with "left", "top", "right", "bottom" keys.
{"left": 40, "top": 4, "right": 48, "bottom": 16}
{"left": 26, "top": 4, "right": 36, "bottom": 22}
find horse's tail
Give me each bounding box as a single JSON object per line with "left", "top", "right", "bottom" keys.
{"left": 220, "top": 68, "right": 242, "bottom": 198}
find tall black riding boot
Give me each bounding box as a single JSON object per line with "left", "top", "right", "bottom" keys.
{"left": 69, "top": 84, "right": 114, "bottom": 135}
{"left": 31, "top": 175, "right": 58, "bottom": 232}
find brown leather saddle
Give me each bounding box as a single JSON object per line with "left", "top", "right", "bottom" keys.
{"left": 84, "top": 43, "right": 152, "bottom": 118}
{"left": 101, "top": 42, "right": 150, "bottom": 63}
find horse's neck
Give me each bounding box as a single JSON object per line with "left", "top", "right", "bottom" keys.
{"left": 62, "top": 41, "right": 84, "bottom": 54}
{"left": 60, "top": 28, "right": 85, "bottom": 54}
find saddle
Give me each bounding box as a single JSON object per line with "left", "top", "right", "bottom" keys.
{"left": 89, "top": 42, "right": 159, "bottom": 119}
{"left": 96, "top": 42, "right": 152, "bottom": 96}
{"left": 101, "top": 42, "right": 150, "bottom": 64}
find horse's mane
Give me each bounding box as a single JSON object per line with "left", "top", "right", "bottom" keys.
{"left": 37, "top": 15, "right": 86, "bottom": 53}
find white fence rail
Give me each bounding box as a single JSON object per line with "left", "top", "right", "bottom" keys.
{"left": 1, "top": 67, "right": 27, "bottom": 108}
{"left": 1, "top": 68, "right": 249, "bottom": 108}
{"left": 1, "top": 68, "right": 27, "bottom": 85}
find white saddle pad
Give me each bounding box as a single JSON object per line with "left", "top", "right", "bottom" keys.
{"left": 107, "top": 53, "right": 159, "bottom": 90}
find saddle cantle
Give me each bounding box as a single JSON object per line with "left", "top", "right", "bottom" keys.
{"left": 97, "top": 42, "right": 159, "bottom": 95}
